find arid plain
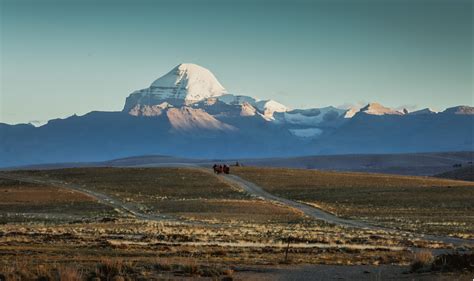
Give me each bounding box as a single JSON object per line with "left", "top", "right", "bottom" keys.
{"left": 0, "top": 165, "right": 473, "bottom": 280}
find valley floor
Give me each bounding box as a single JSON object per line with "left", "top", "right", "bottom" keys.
{"left": 0, "top": 167, "right": 472, "bottom": 280}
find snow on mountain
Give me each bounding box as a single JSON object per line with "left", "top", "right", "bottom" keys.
{"left": 358, "top": 103, "right": 404, "bottom": 116}
{"left": 28, "top": 120, "right": 48, "bottom": 127}
{"left": 255, "top": 100, "right": 288, "bottom": 120}
{"left": 343, "top": 108, "right": 358, "bottom": 118}
{"left": 122, "top": 63, "right": 295, "bottom": 122}
{"left": 442, "top": 106, "right": 474, "bottom": 115}
{"left": 121, "top": 63, "right": 471, "bottom": 143}
{"left": 218, "top": 94, "right": 287, "bottom": 120}
{"left": 274, "top": 106, "right": 347, "bottom": 139}
{"left": 276, "top": 106, "right": 346, "bottom": 125}
{"left": 123, "top": 63, "right": 227, "bottom": 112}
{"left": 151, "top": 63, "right": 227, "bottom": 101}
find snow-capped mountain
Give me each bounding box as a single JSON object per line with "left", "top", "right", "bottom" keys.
{"left": 121, "top": 63, "right": 359, "bottom": 131}
{"left": 121, "top": 64, "right": 351, "bottom": 138}
{"left": 0, "top": 63, "right": 472, "bottom": 167}
{"left": 123, "top": 64, "right": 290, "bottom": 121}
{"left": 123, "top": 63, "right": 227, "bottom": 112}
{"left": 357, "top": 103, "right": 404, "bottom": 116}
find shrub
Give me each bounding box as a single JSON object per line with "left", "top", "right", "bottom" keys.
{"left": 91, "top": 258, "right": 135, "bottom": 280}
{"left": 410, "top": 250, "right": 433, "bottom": 272}
{"left": 431, "top": 252, "right": 474, "bottom": 272}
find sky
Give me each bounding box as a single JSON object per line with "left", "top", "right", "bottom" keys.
{"left": 1, "top": 0, "right": 472, "bottom": 124}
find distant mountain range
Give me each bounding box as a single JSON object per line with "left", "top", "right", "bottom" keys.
{"left": 1, "top": 63, "right": 473, "bottom": 167}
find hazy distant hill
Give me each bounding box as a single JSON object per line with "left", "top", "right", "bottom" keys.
{"left": 435, "top": 165, "right": 474, "bottom": 181}
{"left": 7, "top": 151, "right": 472, "bottom": 179}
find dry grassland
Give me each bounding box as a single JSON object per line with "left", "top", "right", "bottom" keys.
{"left": 0, "top": 178, "right": 116, "bottom": 224}
{"left": 233, "top": 167, "right": 474, "bottom": 238}
{"left": 1, "top": 167, "right": 472, "bottom": 280}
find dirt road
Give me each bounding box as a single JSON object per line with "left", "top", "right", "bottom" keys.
{"left": 1, "top": 167, "right": 473, "bottom": 247}
{"left": 173, "top": 166, "right": 471, "bottom": 247}
{"left": 223, "top": 174, "right": 370, "bottom": 228}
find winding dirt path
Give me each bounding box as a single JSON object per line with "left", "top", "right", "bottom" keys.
{"left": 214, "top": 171, "right": 473, "bottom": 247}
{"left": 2, "top": 166, "right": 473, "bottom": 248}
{"left": 223, "top": 174, "right": 369, "bottom": 228}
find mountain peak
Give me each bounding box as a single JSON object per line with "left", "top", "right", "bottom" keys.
{"left": 150, "top": 63, "right": 227, "bottom": 101}
{"left": 255, "top": 99, "right": 288, "bottom": 119}
{"left": 359, "top": 102, "right": 403, "bottom": 116}
{"left": 123, "top": 63, "right": 227, "bottom": 112}
{"left": 443, "top": 105, "right": 474, "bottom": 115}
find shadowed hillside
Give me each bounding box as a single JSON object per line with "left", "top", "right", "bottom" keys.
{"left": 436, "top": 165, "right": 474, "bottom": 181}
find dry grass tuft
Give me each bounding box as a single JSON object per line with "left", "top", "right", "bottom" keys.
{"left": 58, "top": 265, "right": 83, "bottom": 281}
{"left": 410, "top": 250, "right": 433, "bottom": 272}
{"left": 93, "top": 258, "right": 135, "bottom": 280}
{"left": 0, "top": 262, "right": 82, "bottom": 281}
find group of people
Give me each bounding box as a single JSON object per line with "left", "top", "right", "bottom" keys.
{"left": 212, "top": 164, "right": 230, "bottom": 174}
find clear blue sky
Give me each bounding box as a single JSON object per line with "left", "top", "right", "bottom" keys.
{"left": 1, "top": 0, "right": 472, "bottom": 124}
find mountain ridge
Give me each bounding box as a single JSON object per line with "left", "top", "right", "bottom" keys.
{"left": 1, "top": 63, "right": 472, "bottom": 167}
